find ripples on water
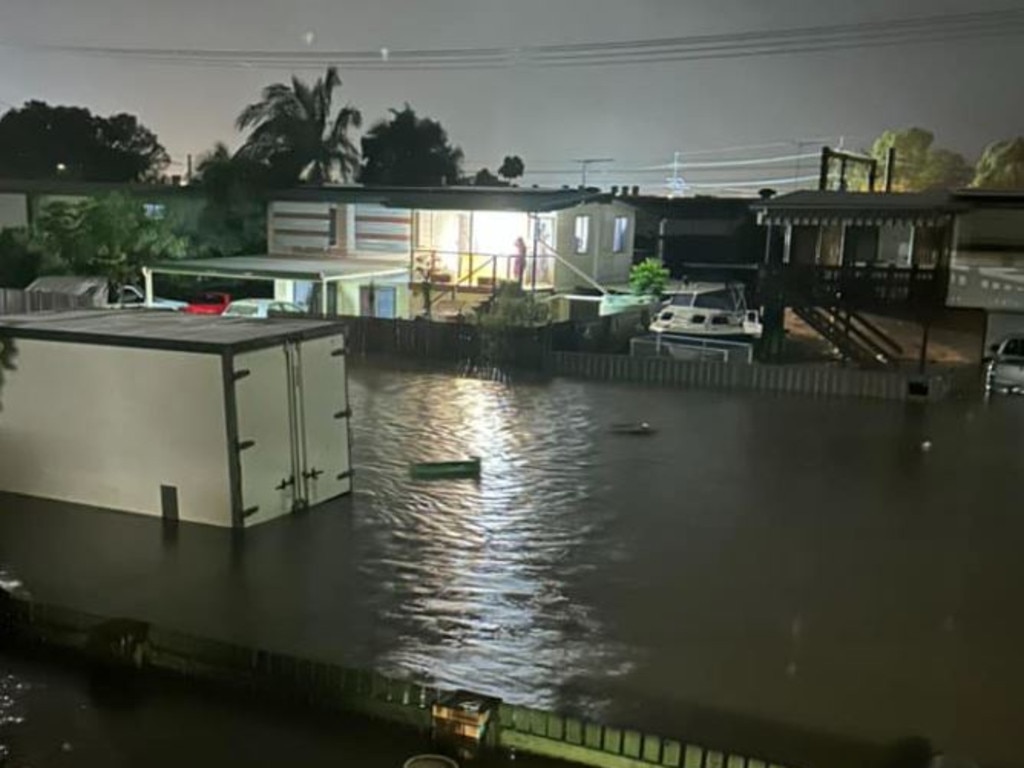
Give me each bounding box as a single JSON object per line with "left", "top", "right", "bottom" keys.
{"left": 348, "top": 365, "right": 634, "bottom": 712}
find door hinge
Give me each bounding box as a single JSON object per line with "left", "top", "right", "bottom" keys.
{"left": 241, "top": 506, "right": 260, "bottom": 519}
{"left": 274, "top": 476, "right": 295, "bottom": 491}
{"left": 233, "top": 369, "right": 251, "bottom": 381}
{"left": 303, "top": 468, "right": 325, "bottom": 480}
{"left": 237, "top": 439, "right": 256, "bottom": 452}
{"left": 337, "top": 470, "right": 353, "bottom": 482}
{"left": 333, "top": 408, "right": 352, "bottom": 419}
{"left": 330, "top": 348, "right": 346, "bottom": 357}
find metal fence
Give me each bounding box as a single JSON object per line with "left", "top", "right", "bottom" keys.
{"left": 551, "top": 351, "right": 975, "bottom": 402}
{"left": 630, "top": 333, "right": 755, "bottom": 364}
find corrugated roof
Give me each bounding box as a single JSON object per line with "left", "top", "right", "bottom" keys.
{"left": 0, "top": 310, "right": 343, "bottom": 354}
{"left": 149, "top": 256, "right": 409, "bottom": 282}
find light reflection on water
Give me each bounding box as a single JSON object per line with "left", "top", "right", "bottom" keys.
{"left": 348, "top": 367, "right": 633, "bottom": 710}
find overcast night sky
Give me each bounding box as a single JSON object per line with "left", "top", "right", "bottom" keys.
{"left": 0, "top": 0, "right": 1021, "bottom": 191}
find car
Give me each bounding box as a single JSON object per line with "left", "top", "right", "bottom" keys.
{"left": 986, "top": 336, "right": 1024, "bottom": 394}
{"left": 184, "top": 292, "right": 232, "bottom": 315}
{"left": 109, "top": 284, "right": 188, "bottom": 311}
{"left": 221, "top": 299, "right": 306, "bottom": 319}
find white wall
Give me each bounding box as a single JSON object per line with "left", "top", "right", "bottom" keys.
{"left": 233, "top": 345, "right": 296, "bottom": 527}
{"left": 554, "top": 201, "right": 635, "bottom": 291}
{"left": 0, "top": 193, "right": 28, "bottom": 230}
{"left": 269, "top": 201, "right": 332, "bottom": 254}
{"left": 0, "top": 340, "right": 232, "bottom": 526}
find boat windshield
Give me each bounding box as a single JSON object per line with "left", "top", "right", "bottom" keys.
{"left": 669, "top": 292, "right": 695, "bottom": 307}
{"left": 693, "top": 289, "right": 736, "bottom": 311}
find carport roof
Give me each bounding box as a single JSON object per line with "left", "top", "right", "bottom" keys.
{"left": 149, "top": 256, "right": 409, "bottom": 282}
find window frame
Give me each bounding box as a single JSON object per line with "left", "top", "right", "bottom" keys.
{"left": 574, "top": 215, "right": 591, "bottom": 255}
{"left": 613, "top": 216, "right": 629, "bottom": 253}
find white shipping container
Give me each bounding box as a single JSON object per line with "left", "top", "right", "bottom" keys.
{"left": 0, "top": 311, "right": 352, "bottom": 528}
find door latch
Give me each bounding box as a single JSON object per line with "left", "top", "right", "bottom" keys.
{"left": 275, "top": 475, "right": 295, "bottom": 491}
{"left": 302, "top": 468, "right": 324, "bottom": 481}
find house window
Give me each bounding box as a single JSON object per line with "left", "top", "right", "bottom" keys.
{"left": 328, "top": 206, "right": 338, "bottom": 246}
{"left": 613, "top": 216, "right": 629, "bottom": 253}
{"left": 574, "top": 215, "right": 590, "bottom": 254}
{"left": 143, "top": 203, "right": 166, "bottom": 220}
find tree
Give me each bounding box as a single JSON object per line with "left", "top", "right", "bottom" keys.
{"left": 193, "top": 143, "right": 272, "bottom": 256}
{"left": 864, "top": 128, "right": 972, "bottom": 191}
{"left": 498, "top": 155, "right": 525, "bottom": 182}
{"left": 236, "top": 66, "right": 362, "bottom": 184}
{"left": 360, "top": 105, "right": 464, "bottom": 186}
{"left": 629, "top": 258, "right": 670, "bottom": 296}
{"left": 471, "top": 168, "right": 505, "bottom": 186}
{"left": 973, "top": 138, "right": 1024, "bottom": 189}
{"left": 32, "top": 194, "right": 187, "bottom": 290}
{"left": 0, "top": 101, "right": 169, "bottom": 182}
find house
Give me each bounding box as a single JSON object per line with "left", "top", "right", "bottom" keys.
{"left": 263, "top": 185, "right": 636, "bottom": 319}
{"left": 751, "top": 189, "right": 1024, "bottom": 362}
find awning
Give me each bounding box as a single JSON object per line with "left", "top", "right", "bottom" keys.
{"left": 752, "top": 190, "right": 964, "bottom": 227}
{"left": 148, "top": 255, "right": 409, "bottom": 283}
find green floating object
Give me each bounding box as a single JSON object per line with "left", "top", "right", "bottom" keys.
{"left": 410, "top": 457, "right": 482, "bottom": 480}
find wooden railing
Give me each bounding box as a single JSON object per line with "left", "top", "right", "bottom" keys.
{"left": 779, "top": 265, "right": 948, "bottom": 310}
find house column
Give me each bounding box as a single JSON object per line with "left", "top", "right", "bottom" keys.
{"left": 319, "top": 276, "right": 329, "bottom": 316}
{"left": 142, "top": 267, "right": 154, "bottom": 306}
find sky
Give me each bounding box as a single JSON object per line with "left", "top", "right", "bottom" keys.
{"left": 0, "top": 0, "right": 1022, "bottom": 193}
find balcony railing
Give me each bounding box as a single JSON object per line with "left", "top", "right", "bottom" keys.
{"left": 414, "top": 250, "right": 556, "bottom": 291}
{"left": 778, "top": 264, "right": 948, "bottom": 310}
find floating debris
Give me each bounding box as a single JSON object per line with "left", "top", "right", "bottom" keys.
{"left": 921, "top": 440, "right": 933, "bottom": 452}
{"left": 609, "top": 422, "right": 655, "bottom": 436}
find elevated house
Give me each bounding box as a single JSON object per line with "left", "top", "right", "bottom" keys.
{"left": 751, "top": 189, "right": 1024, "bottom": 364}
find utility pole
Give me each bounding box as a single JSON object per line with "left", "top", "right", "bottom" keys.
{"left": 666, "top": 151, "right": 687, "bottom": 197}
{"left": 573, "top": 158, "right": 614, "bottom": 187}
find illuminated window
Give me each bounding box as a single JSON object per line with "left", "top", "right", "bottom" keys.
{"left": 613, "top": 216, "right": 629, "bottom": 253}
{"left": 143, "top": 203, "right": 166, "bottom": 220}
{"left": 574, "top": 216, "right": 590, "bottom": 254}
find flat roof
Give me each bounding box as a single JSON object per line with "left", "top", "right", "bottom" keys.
{"left": 752, "top": 190, "right": 963, "bottom": 225}
{"left": 149, "top": 256, "right": 409, "bottom": 282}
{"left": 0, "top": 310, "right": 344, "bottom": 355}
{"left": 272, "top": 185, "right": 609, "bottom": 212}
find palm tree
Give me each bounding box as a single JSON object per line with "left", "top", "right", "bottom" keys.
{"left": 236, "top": 67, "right": 362, "bottom": 184}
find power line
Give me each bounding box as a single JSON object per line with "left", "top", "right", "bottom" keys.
{"left": 1, "top": 8, "right": 1022, "bottom": 70}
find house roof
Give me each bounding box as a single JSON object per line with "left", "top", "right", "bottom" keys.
{"left": 752, "top": 190, "right": 963, "bottom": 226}
{"left": 149, "top": 256, "right": 409, "bottom": 282}
{"left": 0, "top": 179, "right": 205, "bottom": 198}
{"left": 0, "top": 309, "right": 343, "bottom": 355}
{"left": 25, "top": 276, "right": 109, "bottom": 296}
{"left": 271, "top": 185, "right": 609, "bottom": 212}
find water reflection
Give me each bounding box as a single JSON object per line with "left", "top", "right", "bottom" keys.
{"left": 349, "top": 368, "right": 632, "bottom": 710}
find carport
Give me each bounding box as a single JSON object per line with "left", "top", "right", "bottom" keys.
{"left": 144, "top": 256, "right": 410, "bottom": 316}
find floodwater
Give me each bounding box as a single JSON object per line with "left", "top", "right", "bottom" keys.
{"left": 0, "top": 650, "right": 554, "bottom": 767}
{"left": 2, "top": 360, "right": 1024, "bottom": 767}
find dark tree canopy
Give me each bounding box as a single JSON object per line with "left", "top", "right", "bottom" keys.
{"left": 236, "top": 66, "right": 362, "bottom": 184}
{"left": 498, "top": 155, "right": 525, "bottom": 181}
{"left": 360, "top": 105, "right": 464, "bottom": 187}
{"left": 0, "top": 101, "right": 169, "bottom": 182}
{"left": 192, "top": 142, "right": 273, "bottom": 256}
{"left": 864, "top": 128, "right": 972, "bottom": 191}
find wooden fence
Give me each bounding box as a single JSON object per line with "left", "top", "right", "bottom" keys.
{"left": 0, "top": 593, "right": 795, "bottom": 768}
{"left": 0, "top": 288, "right": 96, "bottom": 315}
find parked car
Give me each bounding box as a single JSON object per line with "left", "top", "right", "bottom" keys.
{"left": 986, "top": 336, "right": 1024, "bottom": 394}
{"left": 222, "top": 299, "right": 305, "bottom": 319}
{"left": 109, "top": 284, "right": 188, "bottom": 311}
{"left": 184, "top": 292, "right": 232, "bottom": 315}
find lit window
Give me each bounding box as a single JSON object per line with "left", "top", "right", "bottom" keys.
{"left": 574, "top": 215, "right": 590, "bottom": 254}
{"left": 613, "top": 216, "right": 629, "bottom": 253}
{"left": 143, "top": 203, "right": 166, "bottom": 220}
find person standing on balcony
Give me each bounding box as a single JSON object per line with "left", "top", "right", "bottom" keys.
{"left": 514, "top": 237, "right": 527, "bottom": 285}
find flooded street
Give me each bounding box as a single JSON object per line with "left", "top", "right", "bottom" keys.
{"left": 2, "top": 360, "right": 1024, "bottom": 766}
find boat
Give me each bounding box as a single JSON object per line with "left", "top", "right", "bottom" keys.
{"left": 609, "top": 422, "right": 655, "bottom": 435}
{"left": 410, "top": 457, "right": 482, "bottom": 480}
{"left": 649, "top": 281, "right": 762, "bottom": 340}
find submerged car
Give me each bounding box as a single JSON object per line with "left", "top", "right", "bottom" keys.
{"left": 222, "top": 299, "right": 306, "bottom": 318}
{"left": 986, "top": 336, "right": 1024, "bottom": 394}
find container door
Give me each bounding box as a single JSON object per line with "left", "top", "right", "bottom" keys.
{"left": 233, "top": 346, "right": 298, "bottom": 525}
{"left": 295, "top": 334, "right": 351, "bottom": 507}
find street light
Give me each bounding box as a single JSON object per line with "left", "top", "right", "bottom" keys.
{"left": 56, "top": 163, "right": 67, "bottom": 174}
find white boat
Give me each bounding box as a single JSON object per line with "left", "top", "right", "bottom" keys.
{"left": 649, "top": 282, "right": 762, "bottom": 340}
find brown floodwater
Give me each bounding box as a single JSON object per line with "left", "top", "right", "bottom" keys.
{"left": 1, "top": 359, "right": 1022, "bottom": 767}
